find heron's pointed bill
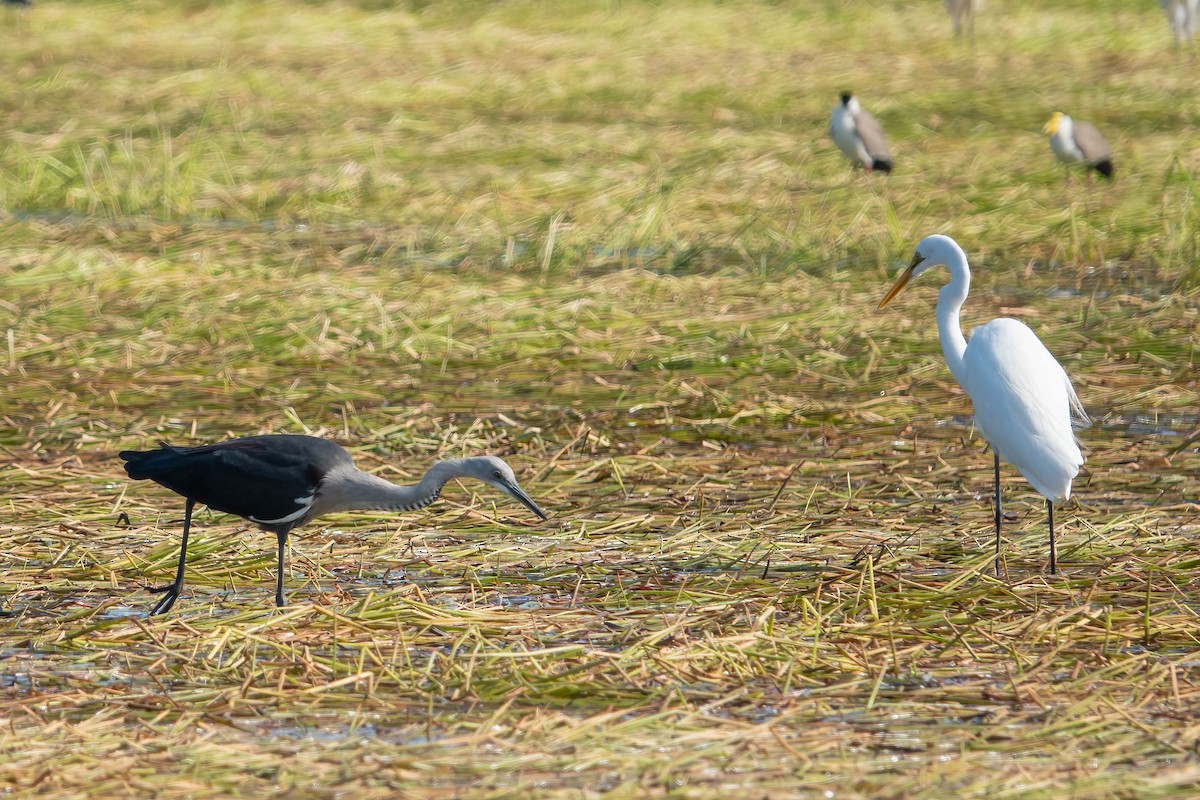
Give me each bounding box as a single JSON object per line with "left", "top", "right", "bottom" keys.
{"left": 506, "top": 482, "right": 548, "bottom": 520}
{"left": 878, "top": 253, "right": 923, "bottom": 309}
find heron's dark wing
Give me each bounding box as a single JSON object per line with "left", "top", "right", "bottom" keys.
{"left": 120, "top": 435, "right": 350, "bottom": 524}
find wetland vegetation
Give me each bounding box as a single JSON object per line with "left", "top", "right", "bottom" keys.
{"left": 1, "top": 0, "right": 1199, "bottom": 796}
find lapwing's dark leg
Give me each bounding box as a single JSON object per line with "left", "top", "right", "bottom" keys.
{"left": 148, "top": 497, "right": 195, "bottom": 616}
{"left": 993, "top": 451, "right": 1002, "bottom": 576}
{"left": 275, "top": 529, "right": 289, "bottom": 607}
{"left": 1047, "top": 499, "right": 1057, "bottom": 575}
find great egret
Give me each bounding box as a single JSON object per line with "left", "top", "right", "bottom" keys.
{"left": 878, "top": 234, "right": 1088, "bottom": 574}
{"left": 1044, "top": 112, "right": 1113, "bottom": 182}
{"left": 829, "top": 93, "right": 894, "bottom": 174}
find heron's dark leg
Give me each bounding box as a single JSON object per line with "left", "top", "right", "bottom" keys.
{"left": 1047, "top": 499, "right": 1057, "bottom": 575}
{"left": 147, "top": 497, "right": 195, "bottom": 616}
{"left": 993, "top": 450, "right": 1002, "bottom": 576}
{"left": 275, "top": 529, "right": 288, "bottom": 607}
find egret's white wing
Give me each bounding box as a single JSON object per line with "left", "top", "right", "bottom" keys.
{"left": 963, "top": 318, "right": 1084, "bottom": 503}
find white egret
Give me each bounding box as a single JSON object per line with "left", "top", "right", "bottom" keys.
{"left": 829, "top": 93, "right": 894, "bottom": 174}
{"left": 878, "top": 234, "right": 1088, "bottom": 574}
{"left": 1044, "top": 112, "right": 1113, "bottom": 183}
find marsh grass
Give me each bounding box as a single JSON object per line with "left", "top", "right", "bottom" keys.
{"left": 2, "top": 0, "right": 1200, "bottom": 797}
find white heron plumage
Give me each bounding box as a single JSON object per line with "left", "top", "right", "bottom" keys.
{"left": 879, "top": 234, "right": 1088, "bottom": 573}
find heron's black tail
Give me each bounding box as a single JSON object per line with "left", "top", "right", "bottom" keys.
{"left": 119, "top": 442, "right": 188, "bottom": 480}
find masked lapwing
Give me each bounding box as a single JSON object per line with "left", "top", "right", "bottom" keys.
{"left": 829, "top": 93, "right": 893, "bottom": 174}
{"left": 1044, "top": 112, "right": 1113, "bottom": 183}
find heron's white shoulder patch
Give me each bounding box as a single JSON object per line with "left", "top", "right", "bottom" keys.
{"left": 250, "top": 493, "right": 315, "bottom": 526}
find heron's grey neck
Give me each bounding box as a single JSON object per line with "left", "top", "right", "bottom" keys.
{"left": 935, "top": 251, "right": 971, "bottom": 386}
{"left": 318, "top": 459, "right": 471, "bottom": 516}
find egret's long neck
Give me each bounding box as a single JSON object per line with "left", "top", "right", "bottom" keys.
{"left": 935, "top": 254, "right": 971, "bottom": 386}
{"left": 319, "top": 459, "right": 469, "bottom": 515}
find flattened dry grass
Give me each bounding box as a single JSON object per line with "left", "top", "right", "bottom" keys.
{"left": 5, "top": 478, "right": 1200, "bottom": 798}
{"left": 2, "top": 0, "right": 1200, "bottom": 797}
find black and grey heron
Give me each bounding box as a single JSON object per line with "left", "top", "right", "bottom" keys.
{"left": 828, "top": 92, "right": 894, "bottom": 175}
{"left": 120, "top": 434, "right": 548, "bottom": 615}
{"left": 1044, "top": 112, "right": 1113, "bottom": 183}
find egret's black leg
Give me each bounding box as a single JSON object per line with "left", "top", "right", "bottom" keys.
{"left": 993, "top": 450, "right": 1002, "bottom": 576}
{"left": 1047, "top": 499, "right": 1057, "bottom": 575}
{"left": 147, "top": 497, "right": 195, "bottom": 616}
{"left": 275, "top": 529, "right": 288, "bottom": 607}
